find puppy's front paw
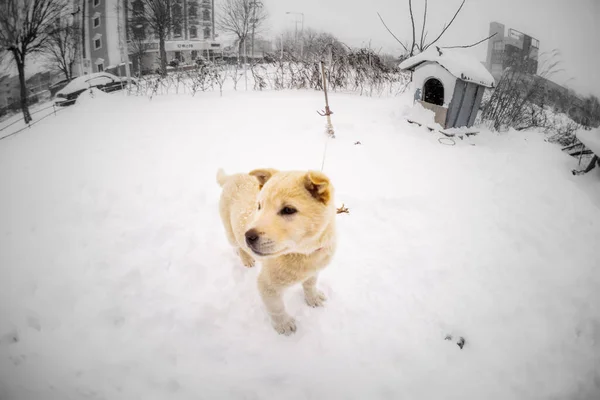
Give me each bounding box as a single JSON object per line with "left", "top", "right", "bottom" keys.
{"left": 305, "top": 290, "right": 327, "bottom": 307}
{"left": 272, "top": 317, "right": 297, "bottom": 335}
{"left": 238, "top": 250, "right": 255, "bottom": 268}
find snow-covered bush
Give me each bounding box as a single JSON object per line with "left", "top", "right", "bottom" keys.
{"left": 255, "top": 48, "right": 409, "bottom": 95}
{"left": 480, "top": 51, "right": 588, "bottom": 144}
{"left": 122, "top": 49, "right": 410, "bottom": 101}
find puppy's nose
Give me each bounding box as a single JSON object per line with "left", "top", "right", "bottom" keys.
{"left": 245, "top": 229, "right": 260, "bottom": 246}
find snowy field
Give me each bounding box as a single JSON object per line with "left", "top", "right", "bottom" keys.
{"left": 0, "top": 88, "right": 599, "bottom": 400}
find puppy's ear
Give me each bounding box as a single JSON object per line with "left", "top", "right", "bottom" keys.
{"left": 304, "top": 171, "right": 331, "bottom": 204}
{"left": 249, "top": 168, "right": 279, "bottom": 189}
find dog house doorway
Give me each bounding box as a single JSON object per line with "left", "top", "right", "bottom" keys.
{"left": 423, "top": 78, "right": 444, "bottom": 106}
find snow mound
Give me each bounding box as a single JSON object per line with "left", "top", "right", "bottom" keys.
{"left": 400, "top": 47, "right": 495, "bottom": 88}
{"left": 576, "top": 127, "right": 600, "bottom": 155}
{"left": 0, "top": 89, "right": 599, "bottom": 399}
{"left": 405, "top": 101, "right": 443, "bottom": 130}
{"left": 75, "top": 87, "right": 108, "bottom": 106}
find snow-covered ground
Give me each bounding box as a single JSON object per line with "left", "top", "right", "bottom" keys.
{"left": 0, "top": 88, "right": 599, "bottom": 400}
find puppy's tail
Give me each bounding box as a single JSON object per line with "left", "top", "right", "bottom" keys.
{"left": 216, "top": 168, "right": 228, "bottom": 187}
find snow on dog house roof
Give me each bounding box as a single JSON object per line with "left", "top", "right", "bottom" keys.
{"left": 400, "top": 47, "right": 495, "bottom": 88}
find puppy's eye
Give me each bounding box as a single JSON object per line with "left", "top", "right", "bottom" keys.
{"left": 257, "top": 203, "right": 261, "bottom": 210}
{"left": 280, "top": 206, "right": 297, "bottom": 215}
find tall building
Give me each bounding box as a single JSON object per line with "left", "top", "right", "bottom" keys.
{"left": 72, "top": 0, "right": 220, "bottom": 76}
{"left": 70, "top": 0, "right": 129, "bottom": 75}
{"left": 485, "top": 22, "right": 539, "bottom": 82}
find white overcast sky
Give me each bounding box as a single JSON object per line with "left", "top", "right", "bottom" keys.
{"left": 261, "top": 0, "right": 600, "bottom": 98}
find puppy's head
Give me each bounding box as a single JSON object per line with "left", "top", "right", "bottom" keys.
{"left": 245, "top": 169, "right": 334, "bottom": 257}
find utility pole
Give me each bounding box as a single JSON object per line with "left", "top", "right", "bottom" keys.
{"left": 70, "top": 4, "right": 85, "bottom": 76}
{"left": 81, "top": 0, "right": 86, "bottom": 75}
{"left": 211, "top": 0, "right": 215, "bottom": 40}
{"left": 243, "top": 39, "right": 247, "bottom": 91}
{"left": 286, "top": 12, "right": 304, "bottom": 58}
{"left": 250, "top": 0, "right": 257, "bottom": 60}
{"left": 116, "top": 0, "right": 131, "bottom": 85}
{"left": 123, "top": 0, "right": 131, "bottom": 82}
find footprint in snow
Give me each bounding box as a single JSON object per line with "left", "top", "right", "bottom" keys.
{"left": 444, "top": 334, "right": 466, "bottom": 349}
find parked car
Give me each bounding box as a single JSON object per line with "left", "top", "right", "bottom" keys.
{"left": 54, "top": 72, "right": 137, "bottom": 106}
{"left": 49, "top": 78, "right": 73, "bottom": 97}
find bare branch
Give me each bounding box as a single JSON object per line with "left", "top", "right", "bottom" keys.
{"left": 408, "top": 0, "right": 416, "bottom": 55}
{"left": 376, "top": 12, "right": 408, "bottom": 52}
{"left": 217, "top": 0, "right": 268, "bottom": 59}
{"left": 419, "top": 0, "right": 428, "bottom": 51}
{"left": 0, "top": 0, "right": 68, "bottom": 123}
{"left": 442, "top": 32, "right": 497, "bottom": 49}
{"left": 44, "top": 21, "right": 79, "bottom": 80}
{"left": 423, "top": 0, "right": 465, "bottom": 50}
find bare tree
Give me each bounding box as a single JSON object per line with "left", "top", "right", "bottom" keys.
{"left": 276, "top": 28, "right": 346, "bottom": 62}
{"left": 133, "top": 0, "right": 172, "bottom": 76}
{"left": 582, "top": 95, "right": 600, "bottom": 127}
{"left": 44, "top": 19, "right": 79, "bottom": 81}
{"left": 217, "top": 0, "right": 268, "bottom": 61}
{"left": 128, "top": 32, "right": 151, "bottom": 77}
{"left": 127, "top": 4, "right": 151, "bottom": 77}
{"left": 378, "top": 0, "right": 495, "bottom": 57}
{"left": 0, "top": 0, "right": 67, "bottom": 123}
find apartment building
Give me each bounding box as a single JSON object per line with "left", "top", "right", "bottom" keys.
{"left": 70, "top": 0, "right": 125, "bottom": 75}
{"left": 71, "top": 0, "right": 220, "bottom": 76}
{"left": 485, "top": 21, "right": 539, "bottom": 82}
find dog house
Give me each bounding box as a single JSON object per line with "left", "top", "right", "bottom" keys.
{"left": 400, "top": 47, "right": 495, "bottom": 129}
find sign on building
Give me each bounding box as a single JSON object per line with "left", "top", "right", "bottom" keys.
{"left": 165, "top": 41, "right": 209, "bottom": 51}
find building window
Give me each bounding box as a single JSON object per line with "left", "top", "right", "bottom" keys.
{"left": 508, "top": 29, "right": 523, "bottom": 41}
{"left": 133, "top": 24, "right": 145, "bottom": 39}
{"left": 94, "top": 37, "right": 102, "bottom": 50}
{"left": 189, "top": 3, "right": 198, "bottom": 18}
{"left": 203, "top": 27, "right": 210, "bottom": 39}
{"left": 93, "top": 16, "right": 100, "bottom": 28}
{"left": 172, "top": 1, "right": 183, "bottom": 37}
{"left": 202, "top": 8, "right": 210, "bottom": 21}
{"left": 190, "top": 26, "right": 198, "bottom": 39}
{"left": 97, "top": 63, "right": 104, "bottom": 72}
{"left": 93, "top": 0, "right": 100, "bottom": 7}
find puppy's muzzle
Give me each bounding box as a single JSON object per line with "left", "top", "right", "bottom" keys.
{"left": 245, "top": 229, "right": 275, "bottom": 256}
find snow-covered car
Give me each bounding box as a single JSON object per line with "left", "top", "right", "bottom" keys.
{"left": 49, "top": 78, "right": 73, "bottom": 97}
{"left": 54, "top": 72, "right": 137, "bottom": 106}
